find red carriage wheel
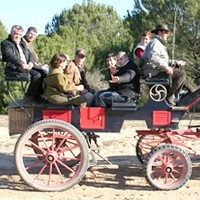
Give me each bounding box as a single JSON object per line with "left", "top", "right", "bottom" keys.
{"left": 136, "top": 134, "right": 167, "bottom": 164}
{"left": 14, "top": 119, "right": 89, "bottom": 192}
{"left": 145, "top": 144, "right": 192, "bottom": 190}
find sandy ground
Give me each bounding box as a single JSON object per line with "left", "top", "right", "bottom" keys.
{"left": 0, "top": 114, "right": 200, "bottom": 200}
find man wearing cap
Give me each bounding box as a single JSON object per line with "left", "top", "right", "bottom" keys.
{"left": 64, "top": 48, "right": 94, "bottom": 106}
{"left": 75, "top": 48, "right": 95, "bottom": 93}
{"left": 141, "top": 24, "right": 189, "bottom": 106}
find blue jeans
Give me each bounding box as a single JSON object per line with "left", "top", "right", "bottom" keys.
{"left": 94, "top": 90, "right": 125, "bottom": 107}
{"left": 83, "top": 92, "right": 94, "bottom": 106}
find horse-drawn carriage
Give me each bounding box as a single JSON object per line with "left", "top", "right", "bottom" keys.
{"left": 5, "top": 71, "right": 200, "bottom": 191}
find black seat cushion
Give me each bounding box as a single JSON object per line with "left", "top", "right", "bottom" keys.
{"left": 146, "top": 77, "right": 171, "bottom": 85}
{"left": 44, "top": 102, "right": 74, "bottom": 110}
{"left": 5, "top": 72, "right": 31, "bottom": 82}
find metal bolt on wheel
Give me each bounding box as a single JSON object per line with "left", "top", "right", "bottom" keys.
{"left": 14, "top": 119, "right": 89, "bottom": 192}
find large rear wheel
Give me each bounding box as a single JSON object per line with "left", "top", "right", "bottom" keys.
{"left": 15, "top": 119, "right": 89, "bottom": 192}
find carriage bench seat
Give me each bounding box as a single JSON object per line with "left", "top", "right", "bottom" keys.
{"left": 5, "top": 72, "right": 31, "bottom": 82}
{"left": 44, "top": 102, "right": 74, "bottom": 110}
{"left": 5, "top": 71, "right": 31, "bottom": 96}
{"left": 5, "top": 71, "right": 31, "bottom": 117}
{"left": 112, "top": 98, "right": 137, "bottom": 111}
{"left": 112, "top": 102, "right": 137, "bottom": 110}
{"left": 145, "top": 77, "right": 171, "bottom": 86}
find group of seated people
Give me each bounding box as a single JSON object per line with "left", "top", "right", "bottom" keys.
{"left": 0, "top": 24, "right": 197, "bottom": 108}
{"left": 1, "top": 24, "right": 141, "bottom": 108}
{"left": 36, "top": 49, "right": 141, "bottom": 108}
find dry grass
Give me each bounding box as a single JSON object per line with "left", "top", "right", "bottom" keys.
{"left": 86, "top": 70, "right": 109, "bottom": 91}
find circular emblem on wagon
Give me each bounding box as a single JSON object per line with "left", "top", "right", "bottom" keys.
{"left": 149, "top": 84, "right": 167, "bottom": 102}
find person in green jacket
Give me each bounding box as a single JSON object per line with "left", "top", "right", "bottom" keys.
{"left": 44, "top": 53, "right": 88, "bottom": 107}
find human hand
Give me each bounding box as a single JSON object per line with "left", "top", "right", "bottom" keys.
{"left": 76, "top": 84, "right": 84, "bottom": 91}
{"left": 109, "top": 65, "right": 118, "bottom": 75}
{"left": 71, "top": 90, "right": 77, "bottom": 96}
{"left": 28, "top": 62, "right": 34, "bottom": 70}
{"left": 166, "top": 66, "right": 173, "bottom": 75}
{"left": 109, "top": 74, "right": 119, "bottom": 83}
{"left": 41, "top": 64, "right": 49, "bottom": 70}
{"left": 176, "top": 60, "right": 186, "bottom": 67}
{"left": 21, "top": 63, "right": 30, "bottom": 70}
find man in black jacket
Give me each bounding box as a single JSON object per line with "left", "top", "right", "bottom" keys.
{"left": 95, "top": 51, "right": 140, "bottom": 107}
{"left": 1, "top": 25, "right": 44, "bottom": 101}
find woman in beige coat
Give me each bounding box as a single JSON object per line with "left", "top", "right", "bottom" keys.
{"left": 44, "top": 53, "right": 87, "bottom": 107}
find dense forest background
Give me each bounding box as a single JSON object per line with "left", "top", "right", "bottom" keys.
{"left": 0, "top": 0, "right": 199, "bottom": 113}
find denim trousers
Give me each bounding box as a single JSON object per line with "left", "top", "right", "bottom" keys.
{"left": 94, "top": 90, "right": 125, "bottom": 107}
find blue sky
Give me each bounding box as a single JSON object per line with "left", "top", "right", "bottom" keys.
{"left": 0, "top": 0, "right": 135, "bottom": 34}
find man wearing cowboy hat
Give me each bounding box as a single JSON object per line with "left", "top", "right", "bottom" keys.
{"left": 140, "top": 24, "right": 189, "bottom": 106}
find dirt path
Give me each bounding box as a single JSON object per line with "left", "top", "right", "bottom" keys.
{"left": 0, "top": 115, "right": 200, "bottom": 200}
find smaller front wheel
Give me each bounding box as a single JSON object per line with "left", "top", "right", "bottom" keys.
{"left": 145, "top": 144, "right": 192, "bottom": 190}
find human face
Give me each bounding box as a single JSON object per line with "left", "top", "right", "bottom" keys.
{"left": 75, "top": 54, "right": 86, "bottom": 66}
{"left": 60, "top": 60, "right": 68, "bottom": 70}
{"left": 11, "top": 28, "right": 23, "bottom": 43}
{"left": 141, "top": 36, "right": 151, "bottom": 46}
{"left": 106, "top": 57, "right": 117, "bottom": 68}
{"left": 117, "top": 53, "right": 127, "bottom": 67}
{"left": 26, "top": 30, "right": 37, "bottom": 42}
{"left": 159, "top": 30, "right": 169, "bottom": 41}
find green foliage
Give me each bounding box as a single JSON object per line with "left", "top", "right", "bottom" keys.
{"left": 0, "top": 21, "right": 9, "bottom": 113}
{"left": 34, "top": 33, "right": 68, "bottom": 65}
{"left": 44, "top": 0, "right": 131, "bottom": 71}
{"left": 0, "top": 21, "right": 7, "bottom": 40}
{"left": 125, "top": 0, "right": 200, "bottom": 80}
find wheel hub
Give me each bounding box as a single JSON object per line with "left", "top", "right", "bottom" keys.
{"left": 163, "top": 163, "right": 173, "bottom": 174}
{"left": 46, "top": 151, "right": 58, "bottom": 163}
{"left": 165, "top": 166, "right": 172, "bottom": 173}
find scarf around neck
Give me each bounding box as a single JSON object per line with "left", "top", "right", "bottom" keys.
{"left": 154, "top": 35, "right": 168, "bottom": 46}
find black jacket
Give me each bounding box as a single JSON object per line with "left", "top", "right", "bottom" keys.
{"left": 109, "top": 60, "right": 140, "bottom": 97}
{"left": 1, "top": 35, "right": 34, "bottom": 71}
